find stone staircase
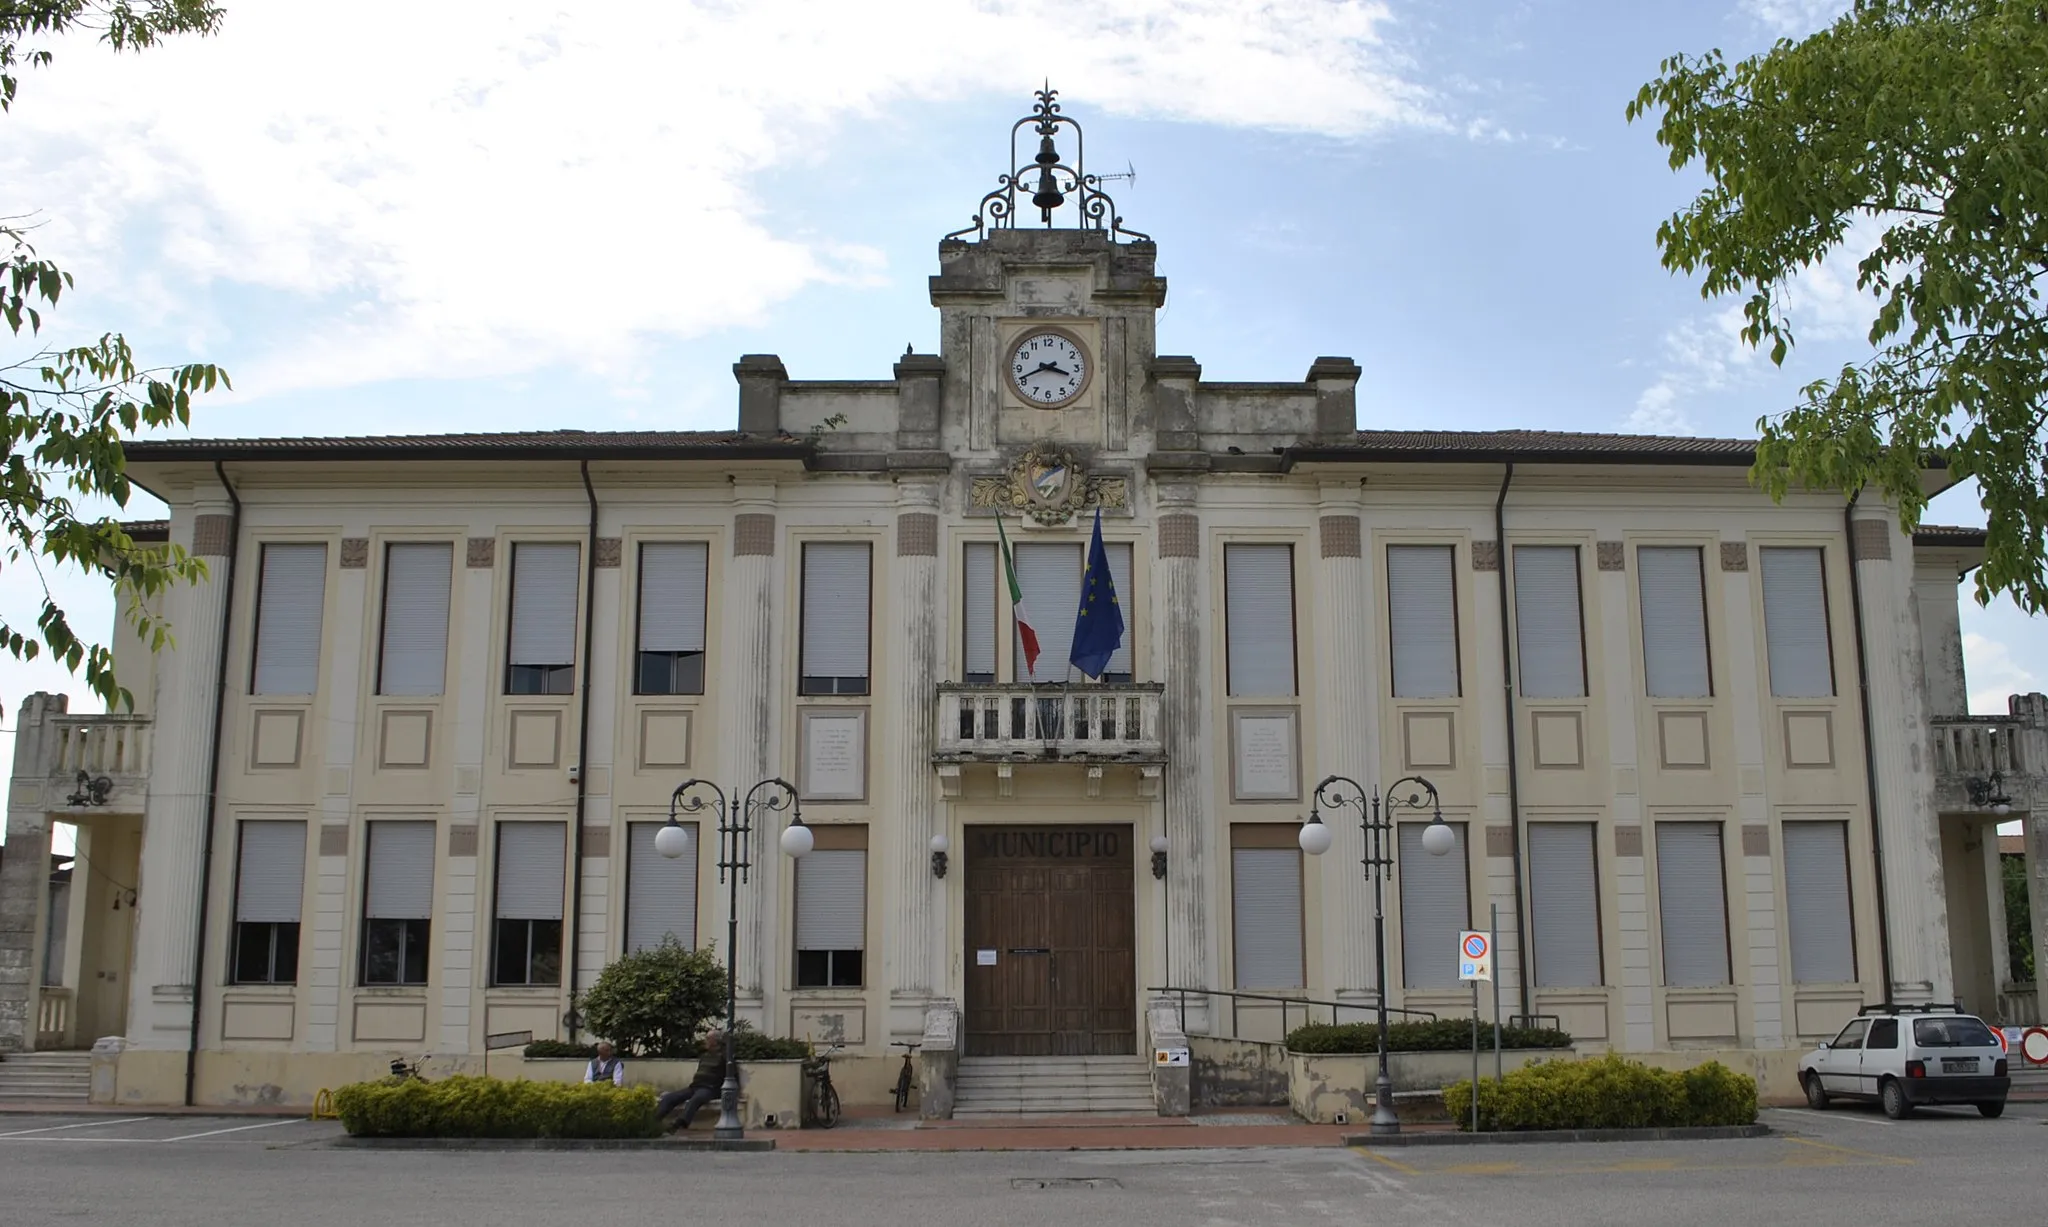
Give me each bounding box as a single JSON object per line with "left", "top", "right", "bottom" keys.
{"left": 0, "top": 1051, "right": 92, "bottom": 1104}
{"left": 953, "top": 1055, "right": 1158, "bottom": 1118}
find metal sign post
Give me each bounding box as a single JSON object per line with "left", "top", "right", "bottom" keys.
{"left": 1491, "top": 904, "right": 1503, "bottom": 1085}
{"left": 1458, "top": 930, "right": 1493, "bottom": 1132}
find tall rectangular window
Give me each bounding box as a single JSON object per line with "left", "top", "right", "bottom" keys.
{"left": 1388, "top": 545, "right": 1459, "bottom": 698}
{"left": 1012, "top": 542, "right": 1081, "bottom": 681}
{"left": 252, "top": 543, "right": 327, "bottom": 695}
{"left": 378, "top": 543, "right": 452, "bottom": 696}
{"left": 1224, "top": 543, "right": 1297, "bottom": 696}
{"left": 1638, "top": 546, "right": 1711, "bottom": 697}
{"left": 1528, "top": 822, "right": 1602, "bottom": 988}
{"left": 1231, "top": 826, "right": 1304, "bottom": 990}
{"left": 492, "top": 822, "right": 564, "bottom": 986}
{"left": 1783, "top": 821, "right": 1856, "bottom": 983}
{"left": 636, "top": 542, "right": 709, "bottom": 695}
{"left": 1759, "top": 547, "right": 1835, "bottom": 698}
{"left": 1513, "top": 546, "right": 1586, "bottom": 698}
{"left": 231, "top": 820, "right": 306, "bottom": 985}
{"left": 1398, "top": 821, "right": 1469, "bottom": 989}
{"left": 1104, "top": 541, "right": 1134, "bottom": 682}
{"left": 626, "top": 822, "right": 699, "bottom": 953}
{"left": 963, "top": 542, "right": 997, "bottom": 684}
{"left": 362, "top": 821, "right": 434, "bottom": 986}
{"left": 1655, "top": 822, "right": 1730, "bottom": 987}
{"left": 506, "top": 542, "right": 579, "bottom": 695}
{"left": 800, "top": 542, "right": 871, "bottom": 695}
{"left": 794, "top": 826, "right": 866, "bottom": 987}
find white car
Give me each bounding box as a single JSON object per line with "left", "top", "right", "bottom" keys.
{"left": 1798, "top": 1005, "right": 2010, "bottom": 1119}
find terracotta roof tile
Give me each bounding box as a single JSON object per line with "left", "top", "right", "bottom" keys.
{"left": 123, "top": 429, "right": 810, "bottom": 463}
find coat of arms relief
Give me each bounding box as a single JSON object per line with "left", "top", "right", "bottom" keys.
{"left": 970, "top": 444, "right": 1129, "bottom": 526}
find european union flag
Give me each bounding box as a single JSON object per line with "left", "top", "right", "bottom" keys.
{"left": 1069, "top": 507, "right": 1126, "bottom": 680}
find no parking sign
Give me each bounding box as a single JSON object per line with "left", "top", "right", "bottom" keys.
{"left": 1458, "top": 930, "right": 1493, "bottom": 982}
{"left": 2023, "top": 1027, "right": 2048, "bottom": 1067}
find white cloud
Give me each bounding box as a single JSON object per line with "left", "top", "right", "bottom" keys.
{"left": 1, "top": 0, "right": 1437, "bottom": 402}
{"left": 1740, "top": 1, "right": 1849, "bottom": 37}
{"left": 1964, "top": 631, "right": 2040, "bottom": 716}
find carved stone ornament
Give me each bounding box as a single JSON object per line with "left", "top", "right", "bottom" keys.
{"left": 970, "top": 443, "right": 1128, "bottom": 526}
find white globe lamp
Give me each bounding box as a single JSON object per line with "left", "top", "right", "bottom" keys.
{"left": 780, "top": 820, "right": 815, "bottom": 858}
{"left": 1420, "top": 818, "right": 1457, "bottom": 858}
{"left": 1298, "top": 814, "right": 1334, "bottom": 856}
{"left": 654, "top": 820, "right": 690, "bottom": 860}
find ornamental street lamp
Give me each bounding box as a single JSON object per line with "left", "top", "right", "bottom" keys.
{"left": 658, "top": 776, "right": 807, "bottom": 1141}
{"left": 1298, "top": 773, "right": 1453, "bottom": 1137}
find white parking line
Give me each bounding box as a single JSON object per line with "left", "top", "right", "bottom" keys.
{"left": 1773, "top": 1108, "right": 1890, "bottom": 1128}
{"left": 0, "top": 1117, "right": 151, "bottom": 1139}
{"left": 159, "top": 1118, "right": 306, "bottom": 1143}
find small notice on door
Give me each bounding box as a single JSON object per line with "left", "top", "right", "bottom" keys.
{"left": 976, "top": 948, "right": 998, "bottom": 966}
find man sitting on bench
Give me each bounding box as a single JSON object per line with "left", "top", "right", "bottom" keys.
{"left": 657, "top": 1031, "right": 726, "bottom": 1131}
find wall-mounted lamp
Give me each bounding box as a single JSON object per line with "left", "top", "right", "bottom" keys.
{"left": 1967, "top": 771, "right": 2013, "bottom": 816}
{"left": 67, "top": 770, "right": 112, "bottom": 807}
{"left": 931, "top": 833, "right": 950, "bottom": 879}
{"left": 1150, "top": 834, "right": 1168, "bottom": 880}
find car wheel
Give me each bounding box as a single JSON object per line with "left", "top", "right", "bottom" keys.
{"left": 1976, "top": 1100, "right": 2005, "bottom": 1119}
{"left": 1801, "top": 1072, "right": 1830, "bottom": 1110}
{"left": 1880, "top": 1078, "right": 1913, "bottom": 1120}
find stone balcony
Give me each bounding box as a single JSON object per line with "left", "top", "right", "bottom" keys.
{"left": 36, "top": 712, "right": 153, "bottom": 814}
{"left": 933, "top": 682, "right": 1164, "bottom": 798}
{"left": 1929, "top": 713, "right": 2038, "bottom": 816}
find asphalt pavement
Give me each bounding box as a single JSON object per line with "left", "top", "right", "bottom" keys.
{"left": 1, "top": 1100, "right": 2042, "bottom": 1226}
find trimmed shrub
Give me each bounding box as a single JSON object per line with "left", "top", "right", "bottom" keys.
{"left": 576, "top": 938, "right": 727, "bottom": 1057}
{"left": 1441, "top": 1055, "right": 1758, "bottom": 1132}
{"left": 332, "top": 1075, "right": 661, "bottom": 1138}
{"left": 1285, "top": 1019, "right": 1573, "bottom": 1055}
{"left": 522, "top": 1040, "right": 597, "bottom": 1060}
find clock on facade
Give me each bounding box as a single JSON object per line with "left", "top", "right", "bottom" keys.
{"left": 1008, "top": 329, "right": 1091, "bottom": 408}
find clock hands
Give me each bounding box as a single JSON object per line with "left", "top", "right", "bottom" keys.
{"left": 1031, "top": 361, "right": 1072, "bottom": 379}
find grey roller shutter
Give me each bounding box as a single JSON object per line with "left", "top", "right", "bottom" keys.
{"left": 638, "top": 542, "right": 708, "bottom": 654}
{"left": 1232, "top": 848, "right": 1305, "bottom": 989}
{"left": 1528, "top": 823, "right": 1602, "bottom": 988}
{"left": 1388, "top": 545, "right": 1459, "bottom": 698}
{"left": 1783, "top": 821, "right": 1856, "bottom": 983}
{"left": 800, "top": 543, "right": 871, "bottom": 682}
{"left": 794, "top": 849, "right": 866, "bottom": 952}
{"left": 379, "top": 543, "right": 452, "bottom": 696}
{"left": 1513, "top": 546, "right": 1586, "bottom": 699}
{"left": 1638, "top": 547, "right": 1711, "bottom": 697}
{"left": 235, "top": 820, "right": 307, "bottom": 924}
{"left": 1013, "top": 542, "right": 1081, "bottom": 681}
{"left": 1759, "top": 547, "right": 1834, "bottom": 698}
{"left": 1655, "top": 822, "right": 1730, "bottom": 986}
{"left": 495, "top": 823, "right": 565, "bottom": 922}
{"left": 365, "top": 822, "right": 435, "bottom": 920}
{"left": 963, "top": 542, "right": 997, "bottom": 678}
{"left": 1225, "top": 543, "right": 1296, "bottom": 696}
{"left": 508, "top": 543, "right": 580, "bottom": 668}
{"left": 1106, "top": 541, "right": 1134, "bottom": 676}
{"left": 626, "top": 823, "right": 698, "bottom": 952}
{"left": 252, "top": 543, "right": 327, "bottom": 695}
{"left": 1398, "top": 822, "right": 1469, "bottom": 989}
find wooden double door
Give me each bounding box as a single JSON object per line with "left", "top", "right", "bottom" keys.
{"left": 963, "top": 825, "right": 1136, "bottom": 1056}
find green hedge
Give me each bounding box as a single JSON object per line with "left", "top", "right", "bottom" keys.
{"left": 522, "top": 1040, "right": 597, "bottom": 1060}
{"left": 1285, "top": 1019, "right": 1573, "bottom": 1054}
{"left": 517, "top": 1033, "right": 812, "bottom": 1063}
{"left": 1441, "top": 1055, "right": 1758, "bottom": 1132}
{"left": 332, "top": 1075, "right": 661, "bottom": 1139}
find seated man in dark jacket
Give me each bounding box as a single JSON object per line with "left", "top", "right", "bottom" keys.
{"left": 657, "top": 1032, "right": 727, "bottom": 1131}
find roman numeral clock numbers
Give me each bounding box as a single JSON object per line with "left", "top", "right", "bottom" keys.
{"left": 1008, "top": 329, "right": 1090, "bottom": 409}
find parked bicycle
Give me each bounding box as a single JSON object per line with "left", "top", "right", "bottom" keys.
{"left": 803, "top": 1043, "right": 843, "bottom": 1129}
{"left": 387, "top": 1054, "right": 432, "bottom": 1081}
{"left": 892, "top": 1041, "right": 920, "bottom": 1113}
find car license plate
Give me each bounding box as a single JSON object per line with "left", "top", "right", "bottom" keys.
{"left": 1941, "top": 1057, "right": 1978, "bottom": 1073}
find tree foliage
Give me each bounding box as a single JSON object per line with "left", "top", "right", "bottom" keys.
{"left": 1629, "top": 1, "right": 2048, "bottom": 609}
{"left": 2, "top": 1, "right": 227, "bottom": 708}
{"left": 575, "top": 939, "right": 728, "bottom": 1058}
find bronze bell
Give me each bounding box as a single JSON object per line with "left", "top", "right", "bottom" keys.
{"left": 1032, "top": 165, "right": 1065, "bottom": 212}
{"left": 1035, "top": 132, "right": 1060, "bottom": 166}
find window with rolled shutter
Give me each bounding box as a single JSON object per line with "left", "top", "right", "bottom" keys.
{"left": 507, "top": 542, "right": 580, "bottom": 694}
{"left": 1225, "top": 544, "right": 1297, "bottom": 697}
{"left": 1513, "top": 546, "right": 1586, "bottom": 699}
{"left": 252, "top": 543, "right": 327, "bottom": 695}
{"left": 236, "top": 821, "right": 307, "bottom": 922}
{"left": 963, "top": 542, "right": 997, "bottom": 682}
{"left": 637, "top": 542, "right": 709, "bottom": 695}
{"left": 1638, "top": 546, "right": 1711, "bottom": 697}
{"left": 1783, "top": 821, "right": 1856, "bottom": 983}
{"left": 795, "top": 831, "right": 867, "bottom": 987}
{"left": 365, "top": 822, "right": 436, "bottom": 919}
{"left": 379, "top": 543, "right": 452, "bottom": 696}
{"left": 1013, "top": 542, "right": 1081, "bottom": 681}
{"left": 495, "top": 823, "right": 566, "bottom": 921}
{"left": 800, "top": 543, "right": 871, "bottom": 694}
{"left": 1654, "top": 822, "right": 1731, "bottom": 986}
{"left": 1398, "top": 822, "right": 1469, "bottom": 989}
{"left": 1528, "top": 823, "right": 1602, "bottom": 987}
{"left": 626, "top": 823, "right": 699, "bottom": 952}
{"left": 1759, "top": 547, "right": 1835, "bottom": 698}
{"left": 1388, "top": 545, "right": 1459, "bottom": 698}
{"left": 1231, "top": 835, "right": 1304, "bottom": 989}
{"left": 1105, "top": 541, "right": 1135, "bottom": 680}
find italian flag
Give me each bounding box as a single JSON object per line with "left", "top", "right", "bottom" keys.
{"left": 995, "top": 515, "right": 1041, "bottom": 678}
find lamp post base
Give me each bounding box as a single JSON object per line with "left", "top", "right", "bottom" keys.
{"left": 713, "top": 1073, "right": 744, "bottom": 1141}
{"left": 1369, "top": 1074, "right": 1402, "bottom": 1136}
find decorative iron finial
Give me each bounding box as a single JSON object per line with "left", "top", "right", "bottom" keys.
{"left": 945, "top": 86, "right": 1149, "bottom": 243}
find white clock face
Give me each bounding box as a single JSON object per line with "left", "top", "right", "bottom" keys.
{"left": 1009, "top": 331, "right": 1089, "bottom": 408}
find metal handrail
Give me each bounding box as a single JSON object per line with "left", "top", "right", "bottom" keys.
{"left": 1146, "top": 985, "right": 1440, "bottom": 1044}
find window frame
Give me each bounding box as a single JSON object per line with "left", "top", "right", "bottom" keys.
{"left": 1636, "top": 544, "right": 1715, "bottom": 699}
{"left": 792, "top": 825, "right": 868, "bottom": 989}
{"left": 249, "top": 541, "right": 329, "bottom": 696}
{"left": 1386, "top": 543, "right": 1462, "bottom": 699}
{"left": 1511, "top": 544, "right": 1588, "bottom": 699}
{"left": 375, "top": 541, "right": 455, "bottom": 697}
{"left": 634, "top": 540, "right": 710, "bottom": 697}
{"left": 504, "top": 541, "right": 582, "bottom": 696}
{"left": 359, "top": 821, "right": 434, "bottom": 988}
{"left": 1223, "top": 541, "right": 1300, "bottom": 698}
{"left": 1229, "top": 824, "right": 1306, "bottom": 991}
{"left": 798, "top": 541, "right": 874, "bottom": 697}
{"left": 490, "top": 821, "right": 566, "bottom": 988}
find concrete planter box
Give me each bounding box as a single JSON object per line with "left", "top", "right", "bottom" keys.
{"left": 1287, "top": 1048, "right": 1570, "bottom": 1124}
{"left": 519, "top": 1057, "right": 805, "bottom": 1130}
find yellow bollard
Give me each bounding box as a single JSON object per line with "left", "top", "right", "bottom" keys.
{"left": 310, "top": 1088, "right": 337, "bottom": 1121}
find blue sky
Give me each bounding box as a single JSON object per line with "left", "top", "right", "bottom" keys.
{"left": 2, "top": 0, "right": 2041, "bottom": 819}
